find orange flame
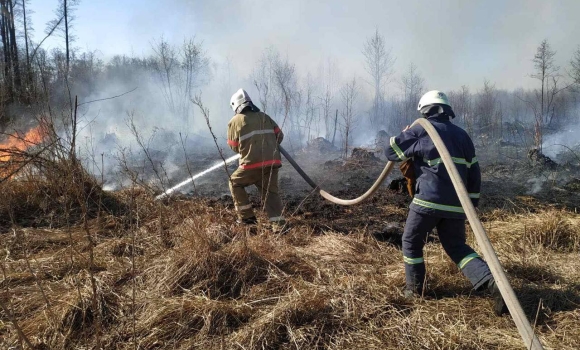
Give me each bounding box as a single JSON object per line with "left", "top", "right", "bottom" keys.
{"left": 0, "top": 125, "right": 46, "bottom": 177}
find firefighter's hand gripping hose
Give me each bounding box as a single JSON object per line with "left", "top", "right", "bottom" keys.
{"left": 281, "top": 118, "right": 544, "bottom": 350}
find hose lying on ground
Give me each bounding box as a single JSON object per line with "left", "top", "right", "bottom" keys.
{"left": 279, "top": 145, "right": 396, "bottom": 205}
{"left": 280, "top": 117, "right": 544, "bottom": 350}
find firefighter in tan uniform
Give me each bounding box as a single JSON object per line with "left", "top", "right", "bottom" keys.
{"left": 227, "top": 89, "right": 285, "bottom": 230}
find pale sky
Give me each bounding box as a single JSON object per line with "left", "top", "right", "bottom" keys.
{"left": 29, "top": 0, "right": 580, "bottom": 93}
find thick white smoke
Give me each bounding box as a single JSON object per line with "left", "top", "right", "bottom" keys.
{"left": 71, "top": 51, "right": 246, "bottom": 191}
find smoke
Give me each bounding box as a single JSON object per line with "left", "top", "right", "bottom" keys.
{"left": 67, "top": 45, "right": 244, "bottom": 191}
{"left": 24, "top": 0, "right": 580, "bottom": 195}
{"left": 542, "top": 123, "right": 580, "bottom": 161}
{"left": 526, "top": 177, "right": 545, "bottom": 195}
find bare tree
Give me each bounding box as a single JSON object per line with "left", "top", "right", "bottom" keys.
{"left": 531, "top": 39, "right": 558, "bottom": 126}
{"left": 180, "top": 38, "right": 210, "bottom": 122}
{"left": 252, "top": 47, "right": 278, "bottom": 114}
{"left": 318, "top": 57, "right": 338, "bottom": 141}
{"left": 272, "top": 54, "right": 298, "bottom": 149}
{"left": 46, "top": 0, "right": 80, "bottom": 73}
{"left": 362, "top": 29, "right": 395, "bottom": 128}
{"left": 150, "top": 37, "right": 178, "bottom": 113}
{"left": 475, "top": 80, "right": 498, "bottom": 146}
{"left": 525, "top": 39, "right": 572, "bottom": 149}
{"left": 217, "top": 55, "right": 234, "bottom": 118}
{"left": 448, "top": 85, "right": 473, "bottom": 134}
{"left": 301, "top": 73, "right": 319, "bottom": 142}
{"left": 21, "top": 0, "right": 34, "bottom": 95}
{"left": 0, "top": 0, "right": 22, "bottom": 100}
{"left": 400, "top": 62, "right": 424, "bottom": 126}
{"left": 149, "top": 37, "right": 209, "bottom": 127}
{"left": 570, "top": 46, "right": 580, "bottom": 87}
{"left": 340, "top": 77, "right": 359, "bottom": 158}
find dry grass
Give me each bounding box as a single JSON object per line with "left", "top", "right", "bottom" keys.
{"left": 0, "top": 161, "right": 124, "bottom": 231}
{"left": 522, "top": 211, "right": 580, "bottom": 251}
{"left": 1, "top": 175, "right": 580, "bottom": 349}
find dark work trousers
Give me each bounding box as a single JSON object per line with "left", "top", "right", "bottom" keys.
{"left": 402, "top": 210, "right": 493, "bottom": 292}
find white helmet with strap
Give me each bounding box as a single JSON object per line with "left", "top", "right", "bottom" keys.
{"left": 417, "top": 90, "right": 451, "bottom": 111}
{"left": 230, "top": 88, "right": 252, "bottom": 114}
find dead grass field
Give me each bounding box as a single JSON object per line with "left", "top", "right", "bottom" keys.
{"left": 1, "top": 171, "right": 579, "bottom": 349}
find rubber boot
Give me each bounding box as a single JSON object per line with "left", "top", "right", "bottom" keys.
{"left": 270, "top": 219, "right": 287, "bottom": 234}
{"left": 487, "top": 279, "right": 509, "bottom": 316}
{"left": 237, "top": 216, "right": 257, "bottom": 225}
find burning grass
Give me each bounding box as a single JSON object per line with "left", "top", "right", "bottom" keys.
{"left": 1, "top": 174, "right": 580, "bottom": 349}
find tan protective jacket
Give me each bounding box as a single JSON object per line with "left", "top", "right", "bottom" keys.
{"left": 227, "top": 110, "right": 284, "bottom": 169}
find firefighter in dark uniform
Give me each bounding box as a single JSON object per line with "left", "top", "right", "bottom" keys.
{"left": 386, "top": 90, "right": 507, "bottom": 315}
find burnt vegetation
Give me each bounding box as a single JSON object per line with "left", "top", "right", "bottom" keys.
{"left": 0, "top": 2, "right": 580, "bottom": 350}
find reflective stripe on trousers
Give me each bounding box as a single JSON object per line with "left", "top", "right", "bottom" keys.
{"left": 229, "top": 167, "right": 283, "bottom": 220}
{"left": 402, "top": 210, "right": 492, "bottom": 291}
{"left": 236, "top": 203, "right": 252, "bottom": 211}
{"left": 403, "top": 256, "right": 424, "bottom": 264}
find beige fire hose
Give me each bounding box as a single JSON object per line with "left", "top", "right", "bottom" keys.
{"left": 280, "top": 117, "right": 544, "bottom": 350}
{"left": 279, "top": 145, "right": 396, "bottom": 205}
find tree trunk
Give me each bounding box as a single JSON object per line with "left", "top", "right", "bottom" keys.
{"left": 23, "top": 0, "right": 33, "bottom": 95}
{"left": 64, "top": 0, "right": 70, "bottom": 73}
{"left": 344, "top": 128, "right": 349, "bottom": 159}
{"left": 534, "top": 119, "right": 542, "bottom": 151}
{"left": 541, "top": 66, "right": 545, "bottom": 125}
{"left": 7, "top": 0, "right": 21, "bottom": 95}
{"left": 0, "top": 0, "right": 12, "bottom": 101}
{"left": 331, "top": 109, "right": 338, "bottom": 145}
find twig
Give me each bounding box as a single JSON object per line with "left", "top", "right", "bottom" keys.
{"left": 192, "top": 94, "right": 232, "bottom": 179}
{"left": 0, "top": 139, "right": 58, "bottom": 184}
{"left": 30, "top": 15, "right": 64, "bottom": 62}
{"left": 1, "top": 257, "right": 37, "bottom": 349}
{"left": 20, "top": 229, "right": 58, "bottom": 326}
{"left": 81, "top": 191, "right": 102, "bottom": 349}
{"left": 126, "top": 112, "right": 169, "bottom": 193}
{"left": 530, "top": 299, "right": 543, "bottom": 350}
{"left": 552, "top": 144, "right": 580, "bottom": 164}
{"left": 0, "top": 299, "right": 35, "bottom": 349}
{"left": 65, "top": 192, "right": 83, "bottom": 330}
{"left": 71, "top": 96, "right": 78, "bottom": 160}
{"left": 130, "top": 187, "right": 138, "bottom": 350}
{"left": 0, "top": 129, "right": 45, "bottom": 146}
{"left": 178, "top": 132, "right": 197, "bottom": 195}
{"left": 77, "top": 87, "right": 138, "bottom": 107}
{"left": 0, "top": 259, "right": 35, "bottom": 350}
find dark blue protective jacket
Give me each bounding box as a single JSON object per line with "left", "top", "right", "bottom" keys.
{"left": 386, "top": 113, "right": 481, "bottom": 219}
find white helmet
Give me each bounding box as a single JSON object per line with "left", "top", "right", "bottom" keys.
{"left": 417, "top": 90, "right": 451, "bottom": 111}
{"left": 230, "top": 88, "right": 252, "bottom": 113}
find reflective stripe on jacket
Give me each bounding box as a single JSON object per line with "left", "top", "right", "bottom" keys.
{"left": 385, "top": 113, "right": 481, "bottom": 219}
{"left": 227, "top": 110, "right": 284, "bottom": 170}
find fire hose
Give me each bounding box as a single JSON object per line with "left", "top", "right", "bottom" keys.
{"left": 282, "top": 117, "right": 543, "bottom": 350}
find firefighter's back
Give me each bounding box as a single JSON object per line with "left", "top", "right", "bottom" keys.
{"left": 229, "top": 111, "right": 282, "bottom": 170}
